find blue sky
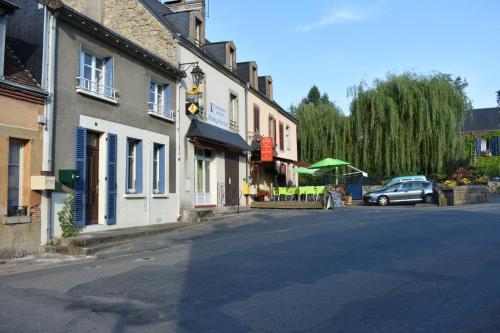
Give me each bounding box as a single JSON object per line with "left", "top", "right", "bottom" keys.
{"left": 205, "top": 0, "right": 500, "bottom": 113}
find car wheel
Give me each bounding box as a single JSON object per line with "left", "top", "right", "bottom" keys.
{"left": 377, "top": 195, "right": 389, "bottom": 206}
{"left": 423, "top": 194, "right": 433, "bottom": 204}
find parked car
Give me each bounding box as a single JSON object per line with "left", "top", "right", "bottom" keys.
{"left": 385, "top": 175, "right": 427, "bottom": 187}
{"left": 363, "top": 181, "right": 434, "bottom": 206}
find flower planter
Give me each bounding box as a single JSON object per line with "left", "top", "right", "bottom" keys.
{"left": 438, "top": 185, "right": 489, "bottom": 206}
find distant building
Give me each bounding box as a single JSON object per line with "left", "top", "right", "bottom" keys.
{"left": 462, "top": 107, "right": 500, "bottom": 158}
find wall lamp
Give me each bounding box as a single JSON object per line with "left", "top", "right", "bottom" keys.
{"left": 179, "top": 62, "right": 205, "bottom": 86}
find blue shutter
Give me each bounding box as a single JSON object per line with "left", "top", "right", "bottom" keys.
{"left": 475, "top": 138, "right": 482, "bottom": 157}
{"left": 491, "top": 136, "right": 498, "bottom": 156}
{"left": 136, "top": 141, "right": 143, "bottom": 193}
{"left": 163, "top": 85, "right": 171, "bottom": 114}
{"left": 159, "top": 145, "right": 166, "bottom": 193}
{"left": 106, "top": 133, "right": 117, "bottom": 225}
{"left": 74, "top": 127, "right": 87, "bottom": 228}
{"left": 104, "top": 57, "right": 114, "bottom": 98}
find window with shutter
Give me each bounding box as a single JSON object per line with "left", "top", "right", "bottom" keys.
{"left": 74, "top": 127, "right": 87, "bottom": 228}
{"left": 106, "top": 133, "right": 117, "bottom": 225}
{"left": 254, "top": 106, "right": 260, "bottom": 134}
{"left": 279, "top": 122, "right": 284, "bottom": 151}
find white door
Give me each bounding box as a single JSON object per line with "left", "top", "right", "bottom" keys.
{"left": 195, "top": 149, "right": 213, "bottom": 206}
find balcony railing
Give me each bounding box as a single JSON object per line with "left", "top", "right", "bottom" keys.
{"left": 7, "top": 205, "right": 28, "bottom": 217}
{"left": 147, "top": 102, "right": 175, "bottom": 122}
{"left": 76, "top": 77, "right": 119, "bottom": 102}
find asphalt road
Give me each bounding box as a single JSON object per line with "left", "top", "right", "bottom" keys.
{"left": 1, "top": 199, "right": 500, "bottom": 333}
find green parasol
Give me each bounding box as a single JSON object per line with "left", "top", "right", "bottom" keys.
{"left": 294, "top": 167, "right": 317, "bottom": 175}
{"left": 308, "top": 158, "right": 350, "bottom": 169}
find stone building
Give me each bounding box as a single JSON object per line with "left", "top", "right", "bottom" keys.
{"left": 0, "top": 0, "right": 47, "bottom": 258}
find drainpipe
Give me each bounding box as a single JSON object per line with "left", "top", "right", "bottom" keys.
{"left": 40, "top": 8, "right": 57, "bottom": 245}
{"left": 244, "top": 82, "right": 250, "bottom": 207}
{"left": 176, "top": 77, "right": 182, "bottom": 221}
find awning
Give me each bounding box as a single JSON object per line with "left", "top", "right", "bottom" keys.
{"left": 186, "top": 119, "right": 250, "bottom": 152}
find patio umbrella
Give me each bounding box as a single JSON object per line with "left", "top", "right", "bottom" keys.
{"left": 294, "top": 167, "right": 317, "bottom": 175}
{"left": 308, "top": 158, "right": 350, "bottom": 185}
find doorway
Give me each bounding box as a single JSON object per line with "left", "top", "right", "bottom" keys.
{"left": 225, "top": 153, "right": 240, "bottom": 206}
{"left": 86, "top": 131, "right": 100, "bottom": 225}
{"left": 195, "top": 148, "right": 213, "bottom": 206}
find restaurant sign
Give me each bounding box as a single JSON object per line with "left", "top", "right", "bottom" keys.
{"left": 207, "top": 103, "right": 229, "bottom": 130}
{"left": 260, "top": 137, "right": 274, "bottom": 162}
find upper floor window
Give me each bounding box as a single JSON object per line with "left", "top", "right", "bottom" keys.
{"left": 279, "top": 122, "right": 284, "bottom": 151}
{"left": 269, "top": 117, "right": 276, "bottom": 146}
{"left": 253, "top": 105, "right": 260, "bottom": 134}
{"left": 195, "top": 18, "right": 203, "bottom": 47}
{"left": 229, "top": 93, "right": 239, "bottom": 131}
{"left": 77, "top": 48, "right": 118, "bottom": 102}
{"left": 148, "top": 81, "right": 174, "bottom": 122}
{"left": 285, "top": 125, "right": 291, "bottom": 151}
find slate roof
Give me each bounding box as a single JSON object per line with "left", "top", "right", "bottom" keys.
{"left": 0, "top": 0, "right": 18, "bottom": 14}
{"left": 462, "top": 107, "right": 500, "bottom": 133}
{"left": 3, "top": 46, "right": 41, "bottom": 89}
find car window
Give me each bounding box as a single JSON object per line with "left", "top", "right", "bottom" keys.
{"left": 411, "top": 182, "right": 423, "bottom": 190}
{"left": 402, "top": 183, "right": 412, "bottom": 190}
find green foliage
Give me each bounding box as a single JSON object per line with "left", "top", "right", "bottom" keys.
{"left": 294, "top": 73, "right": 471, "bottom": 178}
{"left": 474, "top": 157, "right": 500, "bottom": 178}
{"left": 57, "top": 192, "right": 82, "bottom": 238}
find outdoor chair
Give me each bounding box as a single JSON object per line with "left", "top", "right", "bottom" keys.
{"left": 273, "top": 188, "right": 279, "bottom": 201}
{"left": 286, "top": 187, "right": 299, "bottom": 201}
{"left": 316, "top": 186, "right": 326, "bottom": 202}
{"left": 305, "top": 186, "right": 316, "bottom": 201}
{"left": 278, "top": 187, "right": 287, "bottom": 201}
{"left": 298, "top": 186, "right": 308, "bottom": 201}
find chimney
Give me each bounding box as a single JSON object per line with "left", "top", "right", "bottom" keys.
{"left": 165, "top": 0, "right": 205, "bottom": 15}
{"left": 0, "top": 1, "right": 18, "bottom": 78}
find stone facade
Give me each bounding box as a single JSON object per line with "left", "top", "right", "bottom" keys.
{"left": 62, "top": 0, "right": 178, "bottom": 65}
{"left": 438, "top": 185, "right": 490, "bottom": 206}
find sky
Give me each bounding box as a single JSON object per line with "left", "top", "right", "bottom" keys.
{"left": 205, "top": 0, "right": 500, "bottom": 113}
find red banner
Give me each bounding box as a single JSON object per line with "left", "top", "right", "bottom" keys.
{"left": 260, "top": 137, "right": 274, "bottom": 162}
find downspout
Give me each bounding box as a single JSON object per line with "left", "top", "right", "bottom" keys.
{"left": 176, "top": 76, "right": 182, "bottom": 221}
{"left": 244, "top": 82, "right": 250, "bottom": 207}
{"left": 40, "top": 7, "right": 57, "bottom": 245}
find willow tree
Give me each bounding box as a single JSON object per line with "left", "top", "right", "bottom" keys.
{"left": 348, "top": 73, "right": 470, "bottom": 177}
{"left": 295, "top": 87, "right": 350, "bottom": 164}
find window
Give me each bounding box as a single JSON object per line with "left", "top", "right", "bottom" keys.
{"left": 78, "top": 49, "right": 117, "bottom": 101}
{"left": 152, "top": 144, "right": 166, "bottom": 194}
{"left": 252, "top": 66, "right": 258, "bottom": 88}
{"left": 285, "top": 125, "right": 290, "bottom": 151}
{"left": 195, "top": 18, "right": 203, "bottom": 47}
{"left": 279, "top": 122, "right": 284, "bottom": 151}
{"left": 126, "top": 139, "right": 142, "bottom": 193}
{"left": 229, "top": 47, "right": 236, "bottom": 71}
{"left": 7, "top": 139, "right": 26, "bottom": 217}
{"left": 229, "top": 93, "right": 239, "bottom": 130}
{"left": 269, "top": 117, "right": 276, "bottom": 146}
{"left": 148, "top": 81, "right": 173, "bottom": 121}
{"left": 253, "top": 105, "right": 260, "bottom": 134}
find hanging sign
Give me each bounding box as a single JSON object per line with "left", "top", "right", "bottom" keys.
{"left": 187, "top": 85, "right": 201, "bottom": 95}
{"left": 260, "top": 137, "right": 274, "bottom": 162}
{"left": 186, "top": 100, "right": 200, "bottom": 115}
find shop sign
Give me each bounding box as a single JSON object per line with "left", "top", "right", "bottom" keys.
{"left": 207, "top": 103, "right": 229, "bottom": 130}
{"left": 260, "top": 137, "right": 274, "bottom": 162}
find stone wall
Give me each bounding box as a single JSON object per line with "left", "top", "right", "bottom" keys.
{"left": 489, "top": 182, "right": 500, "bottom": 194}
{"left": 62, "top": 0, "right": 178, "bottom": 65}
{"left": 439, "top": 185, "right": 489, "bottom": 206}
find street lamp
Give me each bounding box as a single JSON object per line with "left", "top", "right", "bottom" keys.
{"left": 191, "top": 65, "right": 205, "bottom": 86}
{"left": 179, "top": 62, "right": 205, "bottom": 86}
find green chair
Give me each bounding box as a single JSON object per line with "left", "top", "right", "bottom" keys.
{"left": 298, "top": 187, "right": 308, "bottom": 201}
{"left": 315, "top": 186, "right": 326, "bottom": 202}
{"left": 278, "top": 187, "right": 287, "bottom": 201}
{"left": 273, "top": 187, "right": 279, "bottom": 201}
{"left": 286, "top": 187, "right": 299, "bottom": 201}
{"left": 304, "top": 186, "right": 316, "bottom": 201}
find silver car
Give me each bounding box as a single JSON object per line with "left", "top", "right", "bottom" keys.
{"left": 363, "top": 181, "right": 434, "bottom": 206}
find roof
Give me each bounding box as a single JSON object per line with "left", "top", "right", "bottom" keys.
{"left": 3, "top": 45, "right": 41, "bottom": 89}
{"left": 0, "top": 0, "right": 18, "bottom": 15}
{"left": 462, "top": 107, "right": 500, "bottom": 133}
{"left": 186, "top": 119, "right": 250, "bottom": 151}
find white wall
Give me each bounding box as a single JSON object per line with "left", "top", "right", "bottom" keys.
{"left": 178, "top": 46, "right": 247, "bottom": 209}
{"left": 51, "top": 115, "right": 178, "bottom": 237}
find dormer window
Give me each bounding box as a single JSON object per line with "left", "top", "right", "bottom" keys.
{"left": 252, "top": 66, "right": 258, "bottom": 88}
{"left": 229, "top": 47, "right": 236, "bottom": 72}
{"left": 195, "top": 17, "right": 203, "bottom": 47}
